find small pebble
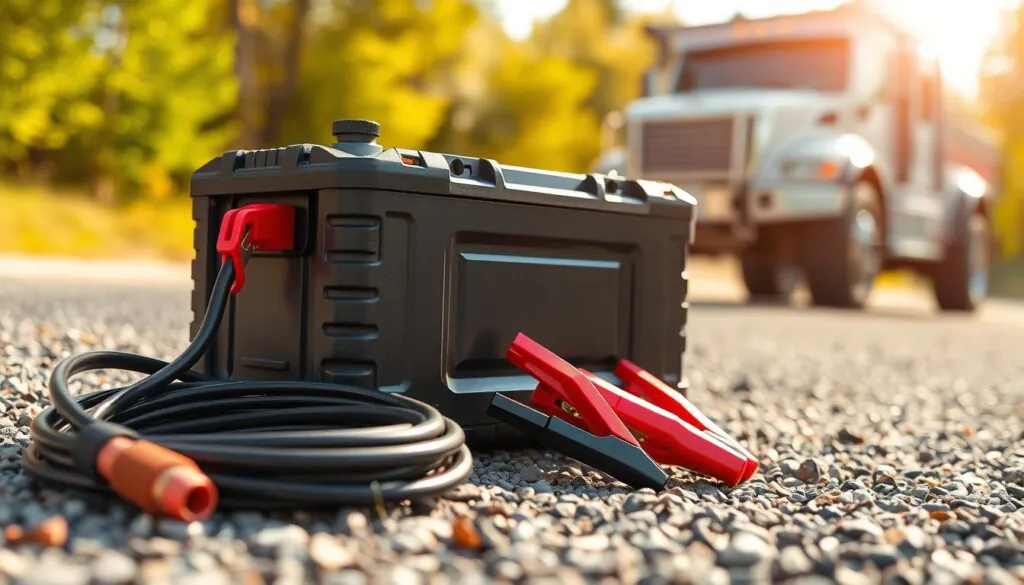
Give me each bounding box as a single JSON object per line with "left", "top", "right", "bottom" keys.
{"left": 309, "top": 533, "right": 353, "bottom": 571}
{"left": 520, "top": 465, "right": 544, "bottom": 483}
{"left": 794, "top": 459, "right": 824, "bottom": 484}
{"left": 91, "top": 551, "right": 137, "bottom": 584}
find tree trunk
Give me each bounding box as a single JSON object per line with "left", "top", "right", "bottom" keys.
{"left": 262, "top": 0, "right": 311, "bottom": 145}
{"left": 231, "top": 0, "right": 260, "bottom": 148}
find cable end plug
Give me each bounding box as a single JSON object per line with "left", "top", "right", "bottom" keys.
{"left": 97, "top": 437, "right": 218, "bottom": 522}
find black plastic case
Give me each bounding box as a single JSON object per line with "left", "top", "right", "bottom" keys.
{"left": 188, "top": 120, "right": 696, "bottom": 445}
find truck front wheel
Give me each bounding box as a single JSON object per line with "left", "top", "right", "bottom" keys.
{"left": 800, "top": 181, "right": 883, "bottom": 309}
{"left": 739, "top": 252, "right": 799, "bottom": 303}
{"left": 931, "top": 211, "right": 989, "bottom": 312}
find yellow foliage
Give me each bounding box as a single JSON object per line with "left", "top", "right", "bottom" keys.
{"left": 282, "top": 0, "right": 478, "bottom": 149}
{"left": 533, "top": 0, "right": 657, "bottom": 121}
{"left": 0, "top": 0, "right": 676, "bottom": 260}
{"left": 991, "top": 139, "right": 1024, "bottom": 258}
{"left": 472, "top": 43, "right": 602, "bottom": 172}
{"left": 0, "top": 183, "right": 194, "bottom": 262}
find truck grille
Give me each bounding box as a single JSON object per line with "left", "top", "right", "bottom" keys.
{"left": 639, "top": 117, "right": 735, "bottom": 175}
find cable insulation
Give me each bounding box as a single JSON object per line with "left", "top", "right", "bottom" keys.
{"left": 24, "top": 260, "right": 473, "bottom": 509}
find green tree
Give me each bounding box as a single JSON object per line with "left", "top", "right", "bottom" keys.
{"left": 281, "top": 0, "right": 480, "bottom": 149}
{"left": 0, "top": 0, "right": 103, "bottom": 177}
{"left": 223, "top": 0, "right": 314, "bottom": 148}
{"left": 533, "top": 0, "right": 655, "bottom": 117}
{"left": 1, "top": 0, "right": 238, "bottom": 201}
{"left": 980, "top": 5, "right": 1024, "bottom": 258}
{"left": 472, "top": 43, "right": 600, "bottom": 172}
{"left": 431, "top": 25, "right": 601, "bottom": 173}
{"left": 529, "top": 0, "right": 656, "bottom": 169}
{"left": 78, "top": 0, "right": 238, "bottom": 201}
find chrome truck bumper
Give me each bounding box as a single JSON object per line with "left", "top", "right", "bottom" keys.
{"left": 746, "top": 181, "right": 848, "bottom": 223}
{"left": 682, "top": 180, "right": 849, "bottom": 254}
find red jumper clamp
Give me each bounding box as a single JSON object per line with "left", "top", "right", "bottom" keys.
{"left": 489, "top": 333, "right": 669, "bottom": 491}
{"left": 215, "top": 203, "right": 296, "bottom": 294}
{"left": 586, "top": 373, "right": 757, "bottom": 486}
{"left": 615, "top": 359, "right": 758, "bottom": 472}
{"left": 490, "top": 333, "right": 759, "bottom": 489}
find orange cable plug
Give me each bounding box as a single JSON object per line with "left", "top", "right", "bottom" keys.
{"left": 96, "top": 437, "right": 218, "bottom": 521}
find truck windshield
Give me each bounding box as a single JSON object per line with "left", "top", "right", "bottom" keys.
{"left": 676, "top": 38, "right": 850, "bottom": 93}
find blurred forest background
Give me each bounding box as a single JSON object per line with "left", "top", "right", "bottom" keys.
{"left": 2, "top": 0, "right": 1024, "bottom": 291}
{"left": 1, "top": 0, "right": 661, "bottom": 261}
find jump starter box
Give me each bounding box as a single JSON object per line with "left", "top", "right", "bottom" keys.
{"left": 187, "top": 119, "right": 697, "bottom": 445}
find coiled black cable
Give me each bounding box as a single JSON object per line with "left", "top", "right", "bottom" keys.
{"left": 23, "top": 259, "right": 473, "bottom": 510}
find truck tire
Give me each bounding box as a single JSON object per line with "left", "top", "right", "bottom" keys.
{"left": 739, "top": 253, "right": 798, "bottom": 302}
{"left": 800, "top": 181, "right": 883, "bottom": 309}
{"left": 932, "top": 211, "right": 989, "bottom": 312}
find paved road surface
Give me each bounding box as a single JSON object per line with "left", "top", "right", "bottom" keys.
{"left": 0, "top": 257, "right": 1021, "bottom": 584}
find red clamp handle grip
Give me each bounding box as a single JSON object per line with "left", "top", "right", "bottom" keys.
{"left": 584, "top": 371, "right": 758, "bottom": 486}
{"left": 615, "top": 359, "right": 756, "bottom": 463}
{"left": 215, "top": 204, "right": 296, "bottom": 294}
{"left": 507, "top": 333, "right": 640, "bottom": 447}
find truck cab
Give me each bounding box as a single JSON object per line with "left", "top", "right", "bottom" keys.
{"left": 595, "top": 6, "right": 1000, "bottom": 312}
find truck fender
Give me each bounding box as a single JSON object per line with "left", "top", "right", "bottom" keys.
{"left": 941, "top": 166, "right": 989, "bottom": 247}
{"left": 757, "top": 132, "right": 891, "bottom": 191}
{"left": 755, "top": 132, "right": 892, "bottom": 228}
{"left": 839, "top": 163, "right": 889, "bottom": 239}
{"left": 828, "top": 135, "right": 892, "bottom": 192}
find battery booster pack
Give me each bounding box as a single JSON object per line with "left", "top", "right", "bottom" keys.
{"left": 188, "top": 119, "right": 697, "bottom": 446}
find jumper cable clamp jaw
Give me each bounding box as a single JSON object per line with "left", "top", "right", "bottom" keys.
{"left": 488, "top": 333, "right": 759, "bottom": 490}
{"left": 488, "top": 333, "right": 669, "bottom": 491}
{"left": 215, "top": 203, "right": 296, "bottom": 294}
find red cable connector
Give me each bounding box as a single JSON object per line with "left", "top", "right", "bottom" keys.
{"left": 215, "top": 203, "right": 296, "bottom": 294}
{"left": 96, "top": 437, "right": 218, "bottom": 522}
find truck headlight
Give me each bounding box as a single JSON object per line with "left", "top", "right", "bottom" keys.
{"left": 777, "top": 158, "right": 842, "bottom": 182}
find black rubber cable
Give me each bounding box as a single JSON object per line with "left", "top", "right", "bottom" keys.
{"left": 23, "top": 260, "right": 473, "bottom": 509}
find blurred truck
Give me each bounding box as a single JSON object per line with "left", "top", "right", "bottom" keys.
{"left": 594, "top": 5, "right": 1002, "bottom": 312}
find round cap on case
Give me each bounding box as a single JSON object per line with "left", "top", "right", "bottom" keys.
{"left": 332, "top": 119, "right": 380, "bottom": 142}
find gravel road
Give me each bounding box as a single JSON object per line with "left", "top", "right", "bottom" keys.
{"left": 0, "top": 273, "right": 1022, "bottom": 584}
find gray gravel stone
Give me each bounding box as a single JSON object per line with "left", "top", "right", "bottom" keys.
{"left": 718, "top": 531, "right": 771, "bottom": 567}
{"left": 794, "top": 459, "right": 824, "bottom": 483}
{"left": 532, "top": 479, "right": 553, "bottom": 493}
{"left": 777, "top": 546, "right": 813, "bottom": 576}
{"left": 91, "top": 551, "right": 137, "bottom": 584}
{"left": 324, "top": 570, "right": 367, "bottom": 585}
{"left": 520, "top": 464, "right": 544, "bottom": 483}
